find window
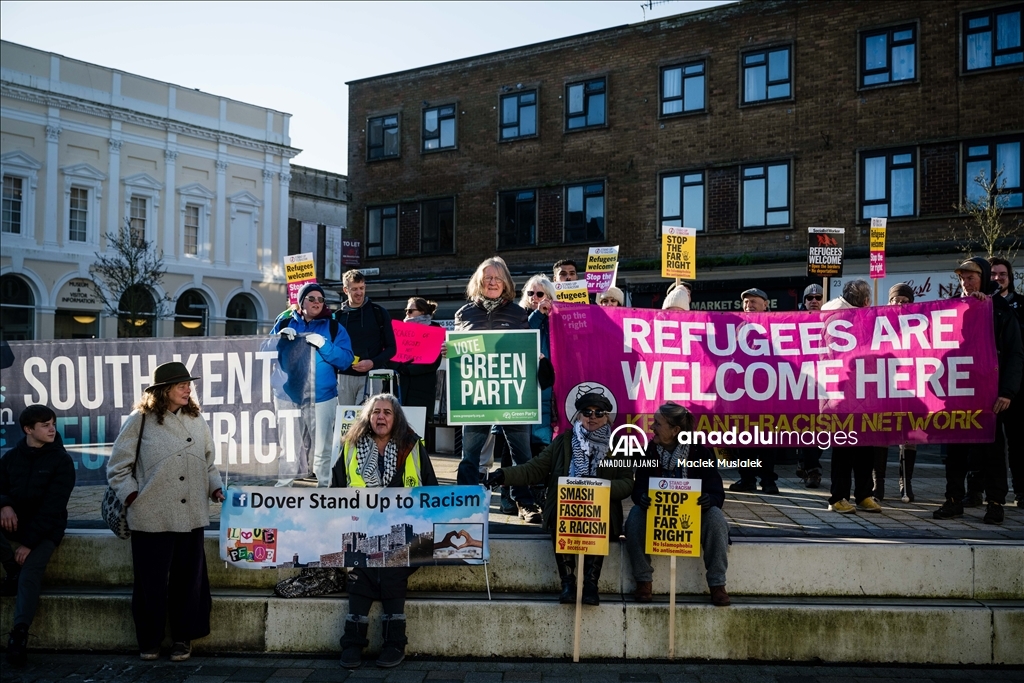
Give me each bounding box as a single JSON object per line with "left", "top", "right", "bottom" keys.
{"left": 117, "top": 283, "right": 155, "bottom": 338}
{"left": 54, "top": 310, "right": 99, "bottom": 339}
{"left": 964, "top": 137, "right": 1022, "bottom": 208}
{"left": 423, "top": 105, "right": 456, "bottom": 151}
{"left": 742, "top": 47, "right": 791, "bottom": 104}
{"left": 565, "top": 183, "right": 605, "bottom": 242}
{"left": 566, "top": 78, "right": 606, "bottom": 130}
{"left": 367, "top": 205, "right": 398, "bottom": 257}
{"left": 226, "top": 294, "right": 258, "bottom": 336}
{"left": 861, "top": 149, "right": 916, "bottom": 219}
{"left": 421, "top": 198, "right": 454, "bottom": 253}
{"left": 861, "top": 25, "right": 916, "bottom": 86}
{"left": 184, "top": 205, "right": 200, "bottom": 255}
{"left": 68, "top": 187, "right": 88, "bottom": 242}
{"left": 2, "top": 175, "right": 22, "bottom": 234}
{"left": 661, "top": 62, "right": 705, "bottom": 115}
{"left": 964, "top": 5, "right": 1023, "bottom": 71}
{"left": 130, "top": 196, "right": 147, "bottom": 244}
{"left": 0, "top": 274, "right": 35, "bottom": 340}
{"left": 498, "top": 190, "right": 536, "bottom": 248}
{"left": 501, "top": 91, "right": 537, "bottom": 139}
{"left": 661, "top": 172, "right": 705, "bottom": 231}
{"left": 741, "top": 162, "right": 790, "bottom": 228}
{"left": 368, "top": 115, "right": 400, "bottom": 159}
{"left": 174, "top": 289, "right": 208, "bottom": 337}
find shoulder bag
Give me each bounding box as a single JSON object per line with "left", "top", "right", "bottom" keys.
{"left": 101, "top": 414, "right": 144, "bottom": 539}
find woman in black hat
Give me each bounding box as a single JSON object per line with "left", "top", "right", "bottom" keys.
{"left": 485, "top": 391, "right": 633, "bottom": 606}
{"left": 107, "top": 362, "right": 224, "bottom": 662}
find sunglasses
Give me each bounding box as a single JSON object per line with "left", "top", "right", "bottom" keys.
{"left": 304, "top": 296, "right": 325, "bottom": 304}
{"left": 525, "top": 291, "right": 546, "bottom": 298}
{"left": 581, "top": 409, "right": 607, "bottom": 418}
{"left": 405, "top": 309, "right": 420, "bottom": 314}
{"left": 805, "top": 295, "right": 822, "bottom": 301}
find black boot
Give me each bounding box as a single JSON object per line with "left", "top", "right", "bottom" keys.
{"left": 582, "top": 555, "right": 604, "bottom": 606}
{"left": 872, "top": 447, "right": 887, "bottom": 500}
{"left": 7, "top": 623, "right": 28, "bottom": 668}
{"left": 555, "top": 553, "right": 576, "bottom": 604}
{"left": 899, "top": 445, "right": 916, "bottom": 503}
{"left": 376, "top": 614, "right": 407, "bottom": 668}
{"left": 339, "top": 615, "right": 369, "bottom": 668}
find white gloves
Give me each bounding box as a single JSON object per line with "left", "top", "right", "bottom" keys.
{"left": 278, "top": 327, "right": 297, "bottom": 341}
{"left": 305, "top": 333, "right": 326, "bottom": 349}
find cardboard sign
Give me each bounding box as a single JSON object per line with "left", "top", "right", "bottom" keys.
{"left": 869, "top": 217, "right": 887, "bottom": 279}
{"left": 807, "top": 227, "right": 845, "bottom": 278}
{"left": 391, "top": 319, "right": 446, "bottom": 364}
{"left": 585, "top": 246, "right": 619, "bottom": 293}
{"left": 556, "top": 477, "right": 610, "bottom": 555}
{"left": 554, "top": 279, "right": 590, "bottom": 303}
{"left": 284, "top": 252, "right": 317, "bottom": 305}
{"left": 645, "top": 478, "right": 702, "bottom": 557}
{"left": 445, "top": 330, "right": 541, "bottom": 425}
{"left": 661, "top": 226, "right": 696, "bottom": 279}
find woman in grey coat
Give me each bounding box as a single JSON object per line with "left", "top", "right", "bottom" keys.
{"left": 107, "top": 362, "right": 224, "bottom": 663}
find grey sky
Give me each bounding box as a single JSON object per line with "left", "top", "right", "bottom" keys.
{"left": 1, "top": 1, "right": 732, "bottom": 173}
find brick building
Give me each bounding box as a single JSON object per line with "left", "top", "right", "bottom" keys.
{"left": 345, "top": 0, "right": 1021, "bottom": 312}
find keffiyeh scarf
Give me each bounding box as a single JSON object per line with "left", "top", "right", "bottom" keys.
{"left": 354, "top": 436, "right": 399, "bottom": 488}
{"left": 570, "top": 422, "right": 612, "bottom": 477}
{"left": 655, "top": 442, "right": 690, "bottom": 478}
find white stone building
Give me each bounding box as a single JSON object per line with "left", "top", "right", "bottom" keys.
{"left": 0, "top": 40, "right": 299, "bottom": 339}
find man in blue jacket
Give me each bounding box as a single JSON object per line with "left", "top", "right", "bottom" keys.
{"left": 271, "top": 283, "right": 354, "bottom": 487}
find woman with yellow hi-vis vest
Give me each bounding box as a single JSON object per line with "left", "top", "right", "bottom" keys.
{"left": 330, "top": 393, "right": 438, "bottom": 670}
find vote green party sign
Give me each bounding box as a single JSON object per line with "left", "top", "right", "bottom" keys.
{"left": 446, "top": 330, "right": 542, "bottom": 425}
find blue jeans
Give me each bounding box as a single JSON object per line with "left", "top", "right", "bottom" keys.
{"left": 458, "top": 424, "right": 535, "bottom": 507}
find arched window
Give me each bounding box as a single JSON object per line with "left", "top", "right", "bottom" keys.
{"left": 225, "top": 294, "right": 258, "bottom": 336}
{"left": 174, "top": 289, "right": 209, "bottom": 337}
{"left": 117, "top": 284, "right": 156, "bottom": 338}
{"left": 0, "top": 274, "right": 35, "bottom": 340}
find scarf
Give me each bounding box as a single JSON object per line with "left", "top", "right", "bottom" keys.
{"left": 354, "top": 436, "right": 398, "bottom": 488}
{"left": 569, "top": 421, "right": 612, "bottom": 477}
{"left": 655, "top": 442, "right": 690, "bottom": 477}
{"left": 404, "top": 314, "right": 433, "bottom": 325}
{"left": 476, "top": 297, "right": 505, "bottom": 314}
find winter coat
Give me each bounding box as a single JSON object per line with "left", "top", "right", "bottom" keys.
{"left": 334, "top": 299, "right": 397, "bottom": 377}
{"left": 630, "top": 443, "right": 725, "bottom": 510}
{"left": 992, "top": 294, "right": 1024, "bottom": 400}
{"left": 107, "top": 410, "right": 223, "bottom": 533}
{"left": 0, "top": 434, "right": 75, "bottom": 548}
{"left": 501, "top": 430, "right": 634, "bottom": 536}
{"left": 271, "top": 310, "right": 355, "bottom": 403}
{"left": 455, "top": 299, "right": 529, "bottom": 331}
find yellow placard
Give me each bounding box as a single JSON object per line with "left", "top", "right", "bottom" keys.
{"left": 284, "top": 252, "right": 316, "bottom": 283}
{"left": 661, "top": 227, "right": 696, "bottom": 279}
{"left": 645, "top": 478, "right": 701, "bottom": 557}
{"left": 556, "top": 476, "right": 610, "bottom": 555}
{"left": 554, "top": 279, "right": 590, "bottom": 304}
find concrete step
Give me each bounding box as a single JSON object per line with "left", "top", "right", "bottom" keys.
{"left": 1, "top": 588, "right": 1021, "bottom": 664}
{"left": 44, "top": 530, "right": 1024, "bottom": 599}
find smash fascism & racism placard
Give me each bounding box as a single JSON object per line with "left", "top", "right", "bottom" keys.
{"left": 645, "top": 478, "right": 702, "bottom": 557}
{"left": 555, "top": 477, "right": 610, "bottom": 555}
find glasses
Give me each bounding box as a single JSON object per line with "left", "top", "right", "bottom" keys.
{"left": 482, "top": 276, "right": 502, "bottom": 283}
{"left": 304, "top": 296, "right": 325, "bottom": 304}
{"left": 405, "top": 309, "right": 420, "bottom": 315}
{"left": 805, "top": 295, "right": 822, "bottom": 301}
{"left": 525, "top": 291, "right": 546, "bottom": 298}
{"left": 581, "top": 409, "right": 607, "bottom": 418}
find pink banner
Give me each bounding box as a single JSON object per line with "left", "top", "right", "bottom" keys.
{"left": 549, "top": 299, "right": 998, "bottom": 446}
{"left": 391, "top": 320, "right": 446, "bottom": 364}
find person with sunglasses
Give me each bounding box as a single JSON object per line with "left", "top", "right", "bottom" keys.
{"left": 802, "top": 283, "right": 824, "bottom": 311}
{"left": 485, "top": 392, "right": 633, "bottom": 606}
{"left": 271, "top": 283, "right": 354, "bottom": 487}
{"left": 392, "top": 297, "right": 442, "bottom": 424}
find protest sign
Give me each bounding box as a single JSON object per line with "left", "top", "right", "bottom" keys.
{"left": 585, "top": 246, "right": 619, "bottom": 293}
{"left": 548, "top": 299, "right": 999, "bottom": 445}
{"left": 807, "top": 228, "right": 845, "bottom": 278}
{"left": 284, "top": 252, "right": 317, "bottom": 305}
{"left": 555, "top": 477, "right": 610, "bottom": 555}
{"left": 220, "top": 485, "right": 489, "bottom": 568}
{"left": 445, "top": 330, "right": 541, "bottom": 425}
{"left": 645, "top": 478, "right": 702, "bottom": 557}
{"left": 391, "top": 319, "right": 446, "bottom": 364}
{"left": 661, "top": 226, "right": 696, "bottom": 279}
{"left": 554, "top": 279, "right": 590, "bottom": 304}
{"left": 869, "top": 217, "right": 887, "bottom": 279}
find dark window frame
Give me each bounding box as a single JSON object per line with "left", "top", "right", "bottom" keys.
{"left": 367, "top": 204, "right": 399, "bottom": 258}
{"left": 859, "top": 147, "right": 918, "bottom": 221}
{"left": 500, "top": 90, "right": 538, "bottom": 141}
{"left": 962, "top": 4, "right": 1024, "bottom": 72}
{"left": 660, "top": 60, "right": 707, "bottom": 117}
{"left": 740, "top": 45, "right": 793, "bottom": 106}
{"left": 1, "top": 175, "right": 23, "bottom": 235}
{"left": 740, "top": 160, "right": 792, "bottom": 230}
{"left": 565, "top": 77, "right": 607, "bottom": 131}
{"left": 660, "top": 170, "right": 706, "bottom": 232}
{"left": 367, "top": 114, "right": 401, "bottom": 161}
{"left": 422, "top": 104, "right": 457, "bottom": 152}
{"left": 421, "top": 197, "right": 455, "bottom": 254}
{"left": 497, "top": 189, "right": 537, "bottom": 249}
{"left": 962, "top": 135, "right": 1023, "bottom": 210}
{"left": 859, "top": 23, "right": 918, "bottom": 88}
{"left": 564, "top": 181, "right": 606, "bottom": 244}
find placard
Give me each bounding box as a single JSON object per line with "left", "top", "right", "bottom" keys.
{"left": 661, "top": 226, "right": 696, "bottom": 279}
{"left": 391, "top": 319, "right": 446, "bottom": 364}
{"left": 585, "top": 246, "right": 619, "bottom": 293}
{"left": 284, "top": 252, "right": 317, "bottom": 305}
{"left": 645, "top": 478, "right": 702, "bottom": 557}
{"left": 445, "top": 330, "right": 541, "bottom": 425}
{"left": 554, "top": 279, "right": 589, "bottom": 304}
{"left": 555, "top": 476, "right": 610, "bottom": 555}
{"left": 869, "top": 217, "right": 887, "bottom": 279}
{"left": 807, "top": 227, "right": 845, "bottom": 278}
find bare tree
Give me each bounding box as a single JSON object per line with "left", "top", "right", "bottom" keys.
{"left": 951, "top": 168, "right": 1022, "bottom": 262}
{"left": 89, "top": 220, "right": 174, "bottom": 337}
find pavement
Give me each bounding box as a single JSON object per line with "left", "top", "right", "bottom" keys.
{"left": 2, "top": 653, "right": 1022, "bottom": 683}
{"left": 67, "top": 446, "right": 1023, "bottom": 541}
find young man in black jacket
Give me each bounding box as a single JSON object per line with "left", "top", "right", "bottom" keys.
{"left": 0, "top": 405, "right": 76, "bottom": 667}
{"left": 335, "top": 270, "right": 398, "bottom": 405}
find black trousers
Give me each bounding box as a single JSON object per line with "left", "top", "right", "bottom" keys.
{"left": 945, "top": 437, "right": 1008, "bottom": 505}
{"left": 1001, "top": 398, "right": 1024, "bottom": 498}
{"left": 346, "top": 567, "right": 417, "bottom": 616}
{"left": 829, "top": 446, "right": 874, "bottom": 504}
{"left": 736, "top": 447, "right": 779, "bottom": 485}
{"left": 130, "top": 528, "right": 211, "bottom": 651}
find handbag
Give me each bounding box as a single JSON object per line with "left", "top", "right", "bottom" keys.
{"left": 101, "top": 414, "right": 144, "bottom": 539}
{"left": 274, "top": 568, "right": 346, "bottom": 598}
